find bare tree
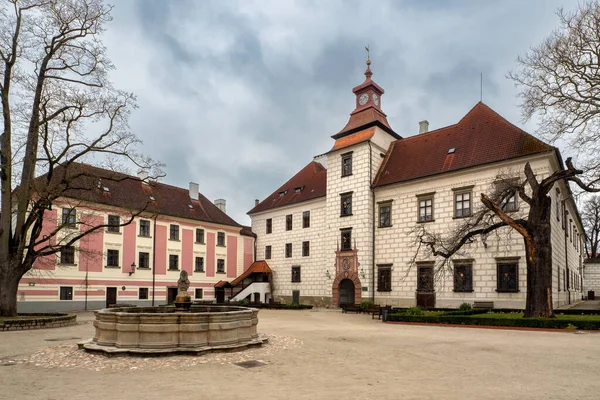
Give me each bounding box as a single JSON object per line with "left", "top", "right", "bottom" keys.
{"left": 508, "top": 1, "right": 600, "bottom": 179}
{"left": 582, "top": 195, "right": 600, "bottom": 259}
{"left": 0, "top": 0, "right": 162, "bottom": 316}
{"left": 415, "top": 163, "right": 593, "bottom": 318}
{"left": 416, "top": 2, "right": 600, "bottom": 318}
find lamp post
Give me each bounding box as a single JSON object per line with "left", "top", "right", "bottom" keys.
{"left": 129, "top": 262, "right": 136, "bottom": 276}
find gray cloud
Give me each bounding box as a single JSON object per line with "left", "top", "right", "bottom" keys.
{"left": 102, "top": 0, "right": 569, "bottom": 225}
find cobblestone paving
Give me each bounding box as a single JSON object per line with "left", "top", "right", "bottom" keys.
{"left": 3, "top": 334, "right": 302, "bottom": 371}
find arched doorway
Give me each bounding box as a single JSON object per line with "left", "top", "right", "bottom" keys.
{"left": 339, "top": 279, "right": 355, "bottom": 306}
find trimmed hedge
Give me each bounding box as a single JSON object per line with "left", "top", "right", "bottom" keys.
{"left": 388, "top": 311, "right": 600, "bottom": 330}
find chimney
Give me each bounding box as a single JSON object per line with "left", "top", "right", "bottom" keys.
{"left": 189, "top": 182, "right": 199, "bottom": 201}
{"left": 255, "top": 199, "right": 259, "bottom": 207}
{"left": 419, "top": 120, "right": 429, "bottom": 134}
{"left": 214, "top": 198, "right": 226, "bottom": 213}
{"left": 137, "top": 169, "right": 149, "bottom": 181}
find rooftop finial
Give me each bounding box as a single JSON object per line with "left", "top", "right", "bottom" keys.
{"left": 365, "top": 45, "right": 371, "bottom": 67}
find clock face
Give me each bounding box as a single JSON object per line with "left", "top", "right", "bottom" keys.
{"left": 373, "top": 94, "right": 379, "bottom": 106}
{"left": 359, "top": 93, "right": 369, "bottom": 105}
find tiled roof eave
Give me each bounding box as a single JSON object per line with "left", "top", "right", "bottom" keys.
{"left": 332, "top": 119, "right": 401, "bottom": 140}
{"left": 247, "top": 193, "right": 326, "bottom": 216}
{"left": 373, "top": 149, "right": 555, "bottom": 188}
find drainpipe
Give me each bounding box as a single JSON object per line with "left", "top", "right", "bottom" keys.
{"left": 368, "top": 141, "right": 375, "bottom": 303}
{"left": 152, "top": 214, "right": 158, "bottom": 306}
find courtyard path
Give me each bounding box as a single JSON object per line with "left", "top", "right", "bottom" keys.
{"left": 1, "top": 309, "right": 599, "bottom": 400}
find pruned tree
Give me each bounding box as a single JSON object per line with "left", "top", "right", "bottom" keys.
{"left": 0, "top": 0, "right": 162, "bottom": 316}
{"left": 582, "top": 195, "right": 600, "bottom": 259}
{"left": 415, "top": 2, "right": 600, "bottom": 318}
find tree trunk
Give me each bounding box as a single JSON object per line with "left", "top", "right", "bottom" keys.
{"left": 0, "top": 262, "right": 22, "bottom": 317}
{"left": 524, "top": 196, "right": 554, "bottom": 318}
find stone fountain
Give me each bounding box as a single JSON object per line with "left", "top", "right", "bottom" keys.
{"left": 174, "top": 270, "right": 192, "bottom": 311}
{"left": 79, "top": 271, "right": 267, "bottom": 355}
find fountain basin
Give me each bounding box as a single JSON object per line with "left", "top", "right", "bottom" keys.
{"left": 81, "top": 306, "right": 267, "bottom": 355}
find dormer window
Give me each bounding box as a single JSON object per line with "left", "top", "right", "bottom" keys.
{"left": 294, "top": 186, "right": 304, "bottom": 193}
{"left": 279, "top": 190, "right": 287, "bottom": 197}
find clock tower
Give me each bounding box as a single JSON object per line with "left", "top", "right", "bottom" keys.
{"left": 333, "top": 60, "right": 399, "bottom": 140}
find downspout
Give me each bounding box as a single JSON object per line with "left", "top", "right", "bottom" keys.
{"left": 152, "top": 215, "right": 158, "bottom": 306}
{"left": 368, "top": 141, "right": 375, "bottom": 302}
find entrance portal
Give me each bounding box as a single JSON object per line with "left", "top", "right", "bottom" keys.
{"left": 339, "top": 279, "right": 355, "bottom": 306}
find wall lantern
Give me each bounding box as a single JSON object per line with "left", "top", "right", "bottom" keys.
{"left": 129, "top": 262, "right": 136, "bottom": 276}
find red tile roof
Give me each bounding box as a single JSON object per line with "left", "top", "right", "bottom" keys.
{"left": 334, "top": 107, "right": 397, "bottom": 139}
{"left": 33, "top": 162, "right": 242, "bottom": 227}
{"left": 247, "top": 161, "right": 326, "bottom": 214}
{"left": 240, "top": 226, "right": 256, "bottom": 237}
{"left": 373, "top": 102, "right": 554, "bottom": 187}
{"left": 230, "top": 260, "right": 272, "bottom": 286}
{"left": 330, "top": 127, "right": 375, "bottom": 152}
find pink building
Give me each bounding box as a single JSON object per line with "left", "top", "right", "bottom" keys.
{"left": 18, "top": 163, "right": 255, "bottom": 312}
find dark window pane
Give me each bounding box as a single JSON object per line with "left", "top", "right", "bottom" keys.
{"left": 139, "top": 288, "right": 149, "bottom": 300}
{"left": 217, "top": 259, "right": 225, "bottom": 273}
{"left": 302, "top": 241, "right": 309, "bottom": 257}
{"left": 195, "top": 288, "right": 203, "bottom": 299}
{"left": 217, "top": 232, "right": 225, "bottom": 246}
{"left": 285, "top": 243, "right": 292, "bottom": 258}
{"left": 169, "top": 255, "right": 179, "bottom": 270}
{"left": 139, "top": 220, "right": 151, "bottom": 237}
{"left": 341, "top": 153, "right": 352, "bottom": 177}
{"left": 303, "top": 211, "right": 310, "bottom": 228}
{"left": 417, "top": 266, "right": 434, "bottom": 292}
{"left": 196, "top": 229, "right": 204, "bottom": 243}
{"left": 418, "top": 198, "right": 433, "bottom": 222}
{"left": 379, "top": 204, "right": 391, "bottom": 227}
{"left": 292, "top": 266, "right": 301, "bottom": 282}
{"left": 286, "top": 215, "right": 293, "bottom": 231}
{"left": 60, "top": 246, "right": 75, "bottom": 264}
{"left": 377, "top": 267, "right": 392, "bottom": 291}
{"left": 265, "top": 245, "right": 272, "bottom": 259}
{"left": 266, "top": 219, "right": 272, "bottom": 234}
{"left": 62, "top": 208, "right": 76, "bottom": 226}
{"left": 497, "top": 263, "right": 518, "bottom": 292}
{"left": 107, "top": 250, "right": 119, "bottom": 267}
{"left": 341, "top": 229, "right": 352, "bottom": 251}
{"left": 341, "top": 194, "right": 352, "bottom": 216}
{"left": 199, "top": 256, "right": 205, "bottom": 272}
{"left": 138, "top": 252, "right": 150, "bottom": 269}
{"left": 170, "top": 225, "right": 179, "bottom": 240}
{"left": 453, "top": 264, "right": 473, "bottom": 292}
{"left": 455, "top": 192, "right": 471, "bottom": 218}
{"left": 107, "top": 215, "right": 120, "bottom": 232}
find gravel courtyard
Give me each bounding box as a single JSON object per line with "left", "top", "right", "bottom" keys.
{"left": 1, "top": 309, "right": 599, "bottom": 400}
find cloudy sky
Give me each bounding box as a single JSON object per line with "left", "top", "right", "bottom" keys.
{"left": 101, "top": 0, "right": 573, "bottom": 225}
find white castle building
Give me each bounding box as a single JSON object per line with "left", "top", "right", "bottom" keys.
{"left": 247, "top": 62, "right": 584, "bottom": 309}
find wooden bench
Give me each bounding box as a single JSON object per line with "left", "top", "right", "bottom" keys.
{"left": 372, "top": 305, "right": 392, "bottom": 320}
{"left": 473, "top": 301, "right": 494, "bottom": 309}
{"left": 342, "top": 304, "right": 362, "bottom": 313}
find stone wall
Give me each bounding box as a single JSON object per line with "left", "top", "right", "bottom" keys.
{"left": 0, "top": 313, "right": 77, "bottom": 331}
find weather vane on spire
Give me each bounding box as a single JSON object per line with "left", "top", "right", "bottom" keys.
{"left": 365, "top": 45, "right": 371, "bottom": 66}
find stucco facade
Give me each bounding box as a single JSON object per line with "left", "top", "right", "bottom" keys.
{"left": 18, "top": 175, "right": 254, "bottom": 313}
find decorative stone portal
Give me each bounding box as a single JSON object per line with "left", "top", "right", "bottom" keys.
{"left": 332, "top": 245, "right": 362, "bottom": 307}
